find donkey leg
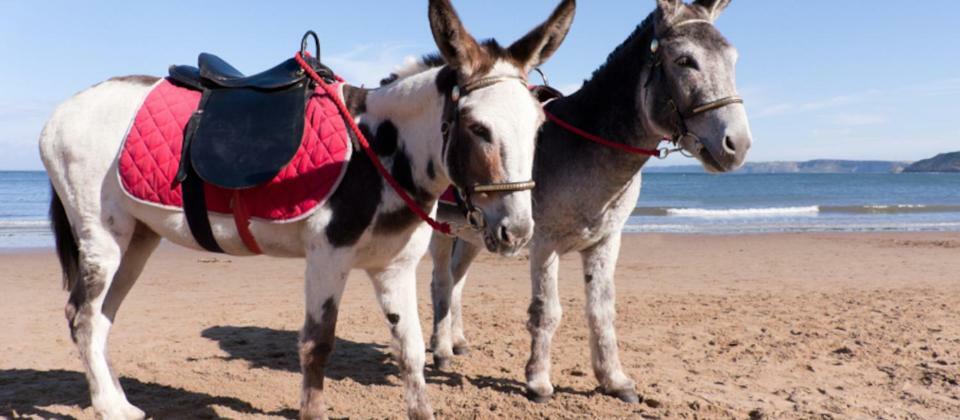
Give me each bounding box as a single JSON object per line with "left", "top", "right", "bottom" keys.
{"left": 581, "top": 234, "right": 638, "bottom": 403}
{"left": 524, "top": 242, "right": 562, "bottom": 403}
{"left": 299, "top": 256, "right": 350, "bottom": 420}
{"left": 449, "top": 239, "right": 481, "bottom": 355}
{"left": 428, "top": 233, "right": 456, "bottom": 370}
{"left": 67, "top": 216, "right": 147, "bottom": 419}
{"left": 370, "top": 263, "right": 433, "bottom": 420}
{"left": 99, "top": 222, "right": 160, "bottom": 412}
{"left": 103, "top": 223, "right": 160, "bottom": 321}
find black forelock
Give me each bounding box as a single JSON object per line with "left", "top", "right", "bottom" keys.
{"left": 418, "top": 38, "right": 509, "bottom": 69}
{"left": 479, "top": 39, "right": 507, "bottom": 56}
{"left": 420, "top": 53, "right": 446, "bottom": 69}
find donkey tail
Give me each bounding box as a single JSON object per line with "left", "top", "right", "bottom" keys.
{"left": 49, "top": 185, "right": 80, "bottom": 291}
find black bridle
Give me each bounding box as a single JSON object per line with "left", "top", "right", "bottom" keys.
{"left": 644, "top": 19, "right": 744, "bottom": 147}
{"left": 440, "top": 75, "right": 537, "bottom": 231}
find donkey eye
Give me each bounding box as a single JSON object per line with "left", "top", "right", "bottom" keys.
{"left": 468, "top": 123, "right": 491, "bottom": 142}
{"left": 675, "top": 56, "right": 699, "bottom": 70}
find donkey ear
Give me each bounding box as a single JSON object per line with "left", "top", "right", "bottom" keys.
{"left": 428, "top": 0, "right": 483, "bottom": 75}
{"left": 507, "top": 0, "right": 577, "bottom": 73}
{"left": 693, "top": 0, "right": 731, "bottom": 20}
{"left": 656, "top": 0, "right": 684, "bottom": 25}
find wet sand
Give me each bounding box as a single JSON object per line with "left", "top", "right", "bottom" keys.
{"left": 2, "top": 232, "right": 959, "bottom": 419}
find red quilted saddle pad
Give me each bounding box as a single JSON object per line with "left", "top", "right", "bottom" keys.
{"left": 118, "top": 79, "right": 351, "bottom": 222}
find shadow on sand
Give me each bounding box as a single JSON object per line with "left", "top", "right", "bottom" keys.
{"left": 202, "top": 325, "right": 399, "bottom": 386}
{"left": 201, "top": 325, "right": 465, "bottom": 388}
{"left": 0, "top": 368, "right": 297, "bottom": 419}
{"left": 466, "top": 374, "right": 600, "bottom": 400}
{"left": 2, "top": 327, "right": 507, "bottom": 417}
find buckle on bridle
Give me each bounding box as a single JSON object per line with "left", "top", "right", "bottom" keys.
{"left": 450, "top": 85, "right": 461, "bottom": 103}
{"left": 466, "top": 207, "right": 486, "bottom": 230}
{"left": 457, "top": 180, "right": 536, "bottom": 232}
{"left": 657, "top": 145, "right": 690, "bottom": 160}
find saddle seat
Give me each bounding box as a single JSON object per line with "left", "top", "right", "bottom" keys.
{"left": 200, "top": 53, "right": 308, "bottom": 89}
{"left": 166, "top": 53, "right": 335, "bottom": 190}
{"left": 169, "top": 53, "right": 334, "bottom": 91}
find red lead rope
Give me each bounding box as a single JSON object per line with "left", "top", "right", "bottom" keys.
{"left": 295, "top": 52, "right": 453, "bottom": 235}
{"left": 543, "top": 109, "right": 664, "bottom": 157}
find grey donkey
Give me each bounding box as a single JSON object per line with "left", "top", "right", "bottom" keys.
{"left": 428, "top": 0, "right": 752, "bottom": 403}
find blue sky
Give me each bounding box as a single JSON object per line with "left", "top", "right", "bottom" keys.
{"left": 1, "top": 1, "right": 958, "bottom": 170}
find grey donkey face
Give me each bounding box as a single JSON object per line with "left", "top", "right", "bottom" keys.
{"left": 646, "top": 0, "right": 752, "bottom": 172}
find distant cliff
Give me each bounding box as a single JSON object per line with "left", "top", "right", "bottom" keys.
{"left": 904, "top": 152, "right": 960, "bottom": 173}
{"left": 647, "top": 160, "right": 912, "bottom": 174}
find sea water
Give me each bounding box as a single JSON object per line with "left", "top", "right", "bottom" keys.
{"left": 1, "top": 171, "right": 959, "bottom": 249}
{"left": 630, "top": 173, "right": 960, "bottom": 234}
{"left": 0, "top": 171, "right": 52, "bottom": 249}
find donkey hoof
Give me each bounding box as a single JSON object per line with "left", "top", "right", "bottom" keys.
{"left": 433, "top": 356, "right": 453, "bottom": 371}
{"left": 408, "top": 405, "right": 435, "bottom": 420}
{"left": 452, "top": 344, "right": 470, "bottom": 355}
{"left": 525, "top": 389, "right": 553, "bottom": 404}
{"left": 606, "top": 388, "right": 641, "bottom": 404}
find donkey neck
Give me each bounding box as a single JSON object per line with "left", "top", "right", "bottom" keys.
{"left": 544, "top": 17, "right": 663, "bottom": 181}
{"left": 360, "top": 67, "right": 452, "bottom": 198}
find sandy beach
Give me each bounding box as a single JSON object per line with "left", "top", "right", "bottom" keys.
{"left": 1, "top": 232, "right": 959, "bottom": 419}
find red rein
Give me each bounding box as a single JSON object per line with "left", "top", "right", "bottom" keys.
{"left": 295, "top": 52, "right": 453, "bottom": 235}
{"left": 297, "top": 51, "right": 666, "bottom": 236}
{"left": 542, "top": 110, "right": 663, "bottom": 157}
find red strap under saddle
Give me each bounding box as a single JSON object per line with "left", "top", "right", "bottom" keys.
{"left": 231, "top": 192, "right": 262, "bottom": 255}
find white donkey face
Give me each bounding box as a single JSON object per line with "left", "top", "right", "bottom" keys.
{"left": 429, "top": 0, "right": 576, "bottom": 254}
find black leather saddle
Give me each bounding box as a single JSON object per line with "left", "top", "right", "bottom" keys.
{"left": 163, "top": 32, "right": 338, "bottom": 254}
{"left": 168, "top": 53, "right": 335, "bottom": 189}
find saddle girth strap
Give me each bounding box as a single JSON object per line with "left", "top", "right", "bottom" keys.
{"left": 181, "top": 164, "right": 225, "bottom": 254}
{"left": 180, "top": 172, "right": 264, "bottom": 255}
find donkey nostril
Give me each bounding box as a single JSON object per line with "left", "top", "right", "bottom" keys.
{"left": 723, "top": 136, "right": 737, "bottom": 154}
{"left": 500, "top": 225, "right": 512, "bottom": 243}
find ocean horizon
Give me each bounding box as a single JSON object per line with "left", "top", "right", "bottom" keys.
{"left": 629, "top": 172, "right": 960, "bottom": 234}
{"left": 2, "top": 171, "right": 959, "bottom": 249}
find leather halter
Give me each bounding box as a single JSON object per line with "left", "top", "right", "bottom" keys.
{"left": 441, "top": 74, "right": 537, "bottom": 231}
{"left": 645, "top": 19, "right": 744, "bottom": 147}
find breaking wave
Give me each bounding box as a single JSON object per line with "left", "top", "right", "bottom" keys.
{"left": 633, "top": 205, "right": 960, "bottom": 218}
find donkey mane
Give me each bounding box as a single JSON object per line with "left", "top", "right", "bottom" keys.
{"left": 586, "top": 14, "right": 656, "bottom": 88}
{"left": 566, "top": 14, "right": 658, "bottom": 141}
{"left": 570, "top": 6, "right": 722, "bottom": 142}
{"left": 584, "top": 5, "right": 724, "bottom": 92}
